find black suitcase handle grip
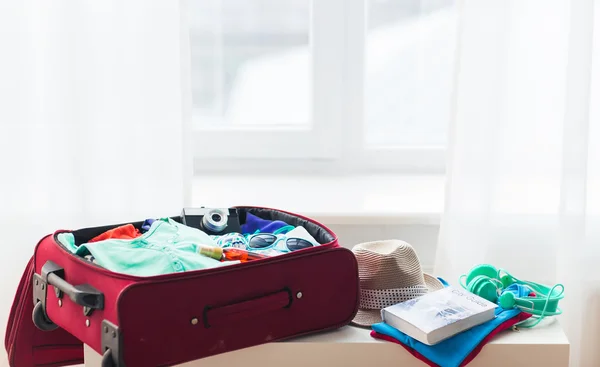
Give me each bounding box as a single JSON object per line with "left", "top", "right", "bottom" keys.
{"left": 42, "top": 260, "right": 104, "bottom": 310}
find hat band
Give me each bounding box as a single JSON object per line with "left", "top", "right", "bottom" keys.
{"left": 359, "top": 285, "right": 429, "bottom": 310}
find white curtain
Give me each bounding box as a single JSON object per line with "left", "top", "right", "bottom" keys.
{"left": 435, "top": 0, "right": 600, "bottom": 365}
{"left": 0, "top": 1, "right": 190, "bottom": 363}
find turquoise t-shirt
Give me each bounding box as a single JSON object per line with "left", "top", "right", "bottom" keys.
{"left": 58, "top": 218, "right": 231, "bottom": 276}
{"left": 58, "top": 232, "right": 78, "bottom": 253}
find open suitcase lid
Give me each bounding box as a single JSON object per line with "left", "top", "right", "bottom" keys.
{"left": 5, "top": 255, "right": 83, "bottom": 367}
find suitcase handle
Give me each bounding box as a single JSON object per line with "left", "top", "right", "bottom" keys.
{"left": 203, "top": 288, "right": 292, "bottom": 328}
{"left": 42, "top": 260, "right": 105, "bottom": 311}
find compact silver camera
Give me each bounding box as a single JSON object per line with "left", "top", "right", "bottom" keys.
{"left": 181, "top": 207, "right": 242, "bottom": 235}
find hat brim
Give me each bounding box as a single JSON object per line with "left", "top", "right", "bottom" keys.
{"left": 351, "top": 273, "right": 446, "bottom": 327}
{"left": 424, "top": 273, "right": 445, "bottom": 291}
{"left": 351, "top": 308, "right": 383, "bottom": 328}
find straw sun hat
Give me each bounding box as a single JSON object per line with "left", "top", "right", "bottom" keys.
{"left": 351, "top": 240, "right": 444, "bottom": 327}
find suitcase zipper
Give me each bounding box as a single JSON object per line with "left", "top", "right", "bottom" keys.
{"left": 51, "top": 206, "right": 340, "bottom": 281}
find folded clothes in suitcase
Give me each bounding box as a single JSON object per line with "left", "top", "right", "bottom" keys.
{"left": 5, "top": 207, "right": 359, "bottom": 367}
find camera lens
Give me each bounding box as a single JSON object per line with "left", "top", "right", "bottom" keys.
{"left": 202, "top": 209, "right": 228, "bottom": 234}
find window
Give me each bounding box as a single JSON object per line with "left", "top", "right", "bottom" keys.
{"left": 185, "top": 0, "right": 457, "bottom": 173}
{"left": 189, "top": 1, "right": 310, "bottom": 129}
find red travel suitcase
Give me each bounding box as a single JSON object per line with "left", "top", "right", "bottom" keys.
{"left": 5, "top": 207, "right": 359, "bottom": 367}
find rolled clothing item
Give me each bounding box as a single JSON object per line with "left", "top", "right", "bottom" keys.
{"left": 437, "top": 277, "right": 450, "bottom": 287}
{"left": 141, "top": 218, "right": 156, "bottom": 233}
{"left": 241, "top": 213, "right": 290, "bottom": 235}
{"left": 370, "top": 308, "right": 531, "bottom": 367}
{"left": 89, "top": 224, "right": 141, "bottom": 243}
{"left": 284, "top": 226, "right": 320, "bottom": 247}
{"left": 57, "top": 232, "right": 78, "bottom": 253}
{"left": 210, "top": 232, "right": 248, "bottom": 249}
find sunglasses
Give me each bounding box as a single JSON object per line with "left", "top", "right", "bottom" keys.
{"left": 247, "top": 233, "right": 314, "bottom": 252}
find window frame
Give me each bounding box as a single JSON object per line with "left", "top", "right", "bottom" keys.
{"left": 185, "top": 0, "right": 448, "bottom": 174}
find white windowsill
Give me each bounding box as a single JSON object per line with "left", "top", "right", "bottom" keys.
{"left": 191, "top": 174, "right": 445, "bottom": 225}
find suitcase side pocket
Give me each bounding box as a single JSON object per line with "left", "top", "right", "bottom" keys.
{"left": 204, "top": 288, "right": 292, "bottom": 328}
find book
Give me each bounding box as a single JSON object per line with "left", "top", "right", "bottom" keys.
{"left": 381, "top": 286, "right": 497, "bottom": 345}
